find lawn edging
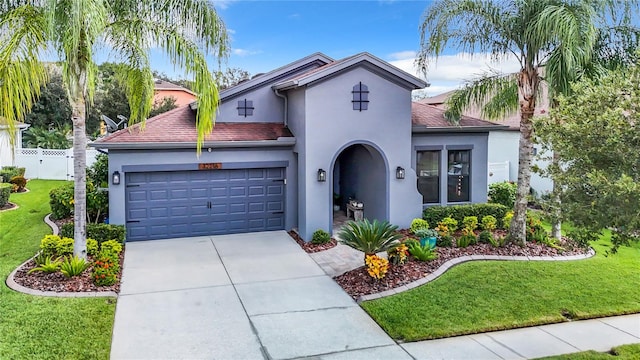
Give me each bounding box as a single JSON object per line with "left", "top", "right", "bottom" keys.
{"left": 5, "top": 214, "right": 118, "bottom": 298}
{"left": 357, "top": 248, "right": 596, "bottom": 303}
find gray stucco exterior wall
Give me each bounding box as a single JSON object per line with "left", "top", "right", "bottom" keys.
{"left": 411, "top": 132, "right": 489, "bottom": 206}
{"left": 290, "top": 66, "right": 424, "bottom": 240}
{"left": 107, "top": 147, "right": 298, "bottom": 232}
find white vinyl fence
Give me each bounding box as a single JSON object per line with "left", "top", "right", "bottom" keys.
{"left": 14, "top": 148, "right": 99, "bottom": 181}
{"left": 488, "top": 161, "right": 510, "bottom": 185}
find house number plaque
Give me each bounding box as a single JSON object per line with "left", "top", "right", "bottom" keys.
{"left": 198, "top": 163, "right": 222, "bottom": 170}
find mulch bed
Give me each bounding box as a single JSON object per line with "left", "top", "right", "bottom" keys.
{"left": 289, "top": 230, "right": 338, "bottom": 253}
{"left": 13, "top": 252, "right": 124, "bottom": 294}
{"left": 0, "top": 202, "right": 17, "bottom": 212}
{"left": 334, "top": 234, "right": 589, "bottom": 300}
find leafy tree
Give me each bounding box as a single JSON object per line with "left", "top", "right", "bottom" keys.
{"left": 215, "top": 67, "right": 251, "bottom": 90}
{"left": 152, "top": 70, "right": 194, "bottom": 90}
{"left": 22, "top": 125, "right": 71, "bottom": 149}
{"left": 535, "top": 63, "right": 640, "bottom": 252}
{"left": 417, "top": 0, "right": 635, "bottom": 245}
{"left": 149, "top": 96, "right": 178, "bottom": 118}
{"left": 1, "top": 0, "right": 228, "bottom": 259}
{"left": 24, "top": 66, "right": 72, "bottom": 131}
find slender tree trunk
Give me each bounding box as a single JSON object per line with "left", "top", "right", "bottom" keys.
{"left": 509, "top": 68, "right": 539, "bottom": 245}
{"left": 551, "top": 152, "right": 562, "bottom": 239}
{"left": 71, "top": 88, "right": 88, "bottom": 260}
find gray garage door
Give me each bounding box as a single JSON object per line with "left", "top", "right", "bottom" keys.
{"left": 125, "top": 168, "right": 285, "bottom": 241}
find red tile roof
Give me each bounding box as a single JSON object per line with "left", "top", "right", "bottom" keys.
{"left": 95, "top": 105, "right": 293, "bottom": 144}
{"left": 412, "top": 102, "right": 502, "bottom": 128}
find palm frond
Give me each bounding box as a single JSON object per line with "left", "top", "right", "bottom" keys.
{"left": 0, "top": 3, "right": 49, "bottom": 147}
{"left": 445, "top": 72, "right": 519, "bottom": 122}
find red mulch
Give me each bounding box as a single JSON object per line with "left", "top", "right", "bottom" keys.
{"left": 13, "top": 252, "right": 124, "bottom": 294}
{"left": 0, "top": 202, "right": 17, "bottom": 211}
{"left": 289, "top": 230, "right": 338, "bottom": 253}
{"left": 334, "top": 235, "right": 589, "bottom": 300}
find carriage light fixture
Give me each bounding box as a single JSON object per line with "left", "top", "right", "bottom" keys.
{"left": 112, "top": 171, "right": 121, "bottom": 185}
{"left": 396, "top": 166, "right": 405, "bottom": 180}
{"left": 317, "top": 169, "right": 326, "bottom": 182}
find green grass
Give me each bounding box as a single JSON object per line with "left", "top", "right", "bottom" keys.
{"left": 361, "top": 229, "right": 640, "bottom": 342}
{"left": 0, "top": 180, "right": 116, "bottom": 359}
{"left": 536, "top": 343, "right": 640, "bottom": 359}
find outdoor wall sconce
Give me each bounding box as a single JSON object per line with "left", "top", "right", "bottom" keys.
{"left": 112, "top": 171, "right": 121, "bottom": 185}
{"left": 317, "top": 169, "right": 326, "bottom": 182}
{"left": 396, "top": 166, "right": 405, "bottom": 179}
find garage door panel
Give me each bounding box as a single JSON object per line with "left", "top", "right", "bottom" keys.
{"left": 125, "top": 168, "right": 285, "bottom": 241}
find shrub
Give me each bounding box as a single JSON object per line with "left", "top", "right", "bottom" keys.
{"left": 40, "top": 235, "right": 61, "bottom": 256}
{"left": 60, "top": 223, "right": 126, "bottom": 244}
{"left": 438, "top": 217, "right": 458, "bottom": 234}
{"left": 0, "top": 183, "right": 10, "bottom": 206}
{"left": 407, "top": 242, "right": 438, "bottom": 261}
{"left": 423, "top": 204, "right": 509, "bottom": 228}
{"left": 502, "top": 211, "right": 514, "bottom": 230}
{"left": 409, "top": 218, "right": 429, "bottom": 233}
{"left": 87, "top": 154, "right": 109, "bottom": 188}
{"left": 387, "top": 243, "right": 409, "bottom": 265}
{"left": 365, "top": 254, "right": 389, "bottom": 280}
{"left": 86, "top": 182, "right": 109, "bottom": 223}
{"left": 87, "top": 238, "right": 99, "bottom": 256}
{"left": 403, "top": 238, "right": 420, "bottom": 249}
{"left": 488, "top": 181, "right": 517, "bottom": 208}
{"left": 437, "top": 235, "right": 454, "bottom": 248}
{"left": 92, "top": 255, "right": 120, "bottom": 286}
{"left": 489, "top": 235, "right": 508, "bottom": 248}
{"left": 462, "top": 216, "right": 478, "bottom": 231}
{"left": 337, "top": 219, "right": 403, "bottom": 264}
{"left": 481, "top": 215, "right": 497, "bottom": 231}
{"left": 0, "top": 166, "right": 23, "bottom": 182}
{"left": 414, "top": 228, "right": 438, "bottom": 239}
{"left": 567, "top": 227, "right": 598, "bottom": 249}
{"left": 59, "top": 256, "right": 91, "bottom": 278}
{"left": 478, "top": 230, "right": 493, "bottom": 244}
{"left": 526, "top": 212, "right": 548, "bottom": 243}
{"left": 457, "top": 233, "right": 476, "bottom": 248}
{"left": 49, "top": 182, "right": 74, "bottom": 220}
{"left": 9, "top": 175, "right": 26, "bottom": 191}
{"left": 100, "top": 239, "right": 123, "bottom": 256}
{"left": 56, "top": 237, "right": 74, "bottom": 256}
{"left": 311, "top": 229, "right": 331, "bottom": 245}
{"left": 28, "top": 256, "right": 62, "bottom": 274}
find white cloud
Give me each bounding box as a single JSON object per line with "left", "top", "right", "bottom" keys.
{"left": 227, "top": 28, "right": 236, "bottom": 35}
{"left": 288, "top": 13, "right": 301, "bottom": 19}
{"left": 212, "top": 1, "right": 236, "bottom": 10}
{"left": 388, "top": 51, "right": 521, "bottom": 96}
{"left": 232, "top": 48, "right": 262, "bottom": 57}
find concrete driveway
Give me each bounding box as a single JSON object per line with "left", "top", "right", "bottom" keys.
{"left": 110, "top": 231, "right": 408, "bottom": 360}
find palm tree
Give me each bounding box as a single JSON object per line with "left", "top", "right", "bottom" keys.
{"left": 0, "top": 0, "right": 228, "bottom": 259}
{"left": 417, "top": 0, "right": 601, "bottom": 245}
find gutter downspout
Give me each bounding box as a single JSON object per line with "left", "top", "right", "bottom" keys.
{"left": 274, "top": 88, "right": 288, "bottom": 127}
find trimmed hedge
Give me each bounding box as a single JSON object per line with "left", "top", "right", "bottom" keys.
{"left": 0, "top": 166, "right": 25, "bottom": 182}
{"left": 60, "top": 223, "right": 126, "bottom": 244}
{"left": 423, "top": 203, "right": 509, "bottom": 229}
{"left": 0, "top": 183, "right": 11, "bottom": 206}
{"left": 49, "top": 182, "right": 74, "bottom": 220}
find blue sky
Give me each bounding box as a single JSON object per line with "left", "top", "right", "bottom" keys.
{"left": 151, "top": 0, "right": 520, "bottom": 97}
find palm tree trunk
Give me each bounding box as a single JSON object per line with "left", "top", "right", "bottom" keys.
{"left": 71, "top": 93, "right": 88, "bottom": 260}
{"left": 551, "top": 152, "right": 562, "bottom": 239}
{"left": 509, "top": 68, "right": 539, "bottom": 245}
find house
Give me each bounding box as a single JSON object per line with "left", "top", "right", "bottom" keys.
{"left": 0, "top": 120, "right": 29, "bottom": 168}
{"left": 420, "top": 90, "right": 553, "bottom": 195}
{"left": 92, "top": 52, "right": 504, "bottom": 242}
{"left": 154, "top": 79, "right": 197, "bottom": 107}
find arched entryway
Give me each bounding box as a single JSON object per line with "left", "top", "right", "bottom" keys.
{"left": 330, "top": 143, "right": 388, "bottom": 233}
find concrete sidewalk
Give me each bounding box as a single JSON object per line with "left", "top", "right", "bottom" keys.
{"left": 110, "top": 231, "right": 639, "bottom": 359}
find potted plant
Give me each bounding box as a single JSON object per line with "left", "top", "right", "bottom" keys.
{"left": 414, "top": 229, "right": 438, "bottom": 249}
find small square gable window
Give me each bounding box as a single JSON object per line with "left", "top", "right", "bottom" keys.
{"left": 237, "top": 99, "right": 254, "bottom": 117}
{"left": 352, "top": 82, "right": 369, "bottom": 111}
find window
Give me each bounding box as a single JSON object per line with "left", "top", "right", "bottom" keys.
{"left": 417, "top": 151, "right": 440, "bottom": 203}
{"left": 237, "top": 99, "right": 254, "bottom": 117}
{"left": 352, "top": 82, "right": 369, "bottom": 111}
{"left": 447, "top": 150, "right": 470, "bottom": 202}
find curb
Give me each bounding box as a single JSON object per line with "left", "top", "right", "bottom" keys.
{"left": 5, "top": 214, "right": 118, "bottom": 299}
{"left": 357, "top": 247, "right": 596, "bottom": 303}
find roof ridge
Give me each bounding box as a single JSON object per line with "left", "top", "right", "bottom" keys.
{"left": 97, "top": 105, "right": 192, "bottom": 142}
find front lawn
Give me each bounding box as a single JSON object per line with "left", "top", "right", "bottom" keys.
{"left": 0, "top": 180, "right": 116, "bottom": 359}
{"left": 361, "top": 231, "right": 640, "bottom": 341}
{"left": 536, "top": 343, "right": 640, "bottom": 359}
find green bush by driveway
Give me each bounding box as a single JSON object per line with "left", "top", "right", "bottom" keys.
{"left": 0, "top": 180, "right": 116, "bottom": 359}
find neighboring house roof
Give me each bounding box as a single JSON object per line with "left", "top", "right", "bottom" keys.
{"left": 411, "top": 102, "right": 507, "bottom": 133}
{"left": 419, "top": 86, "right": 550, "bottom": 131}
{"left": 154, "top": 79, "right": 196, "bottom": 96}
{"left": 92, "top": 105, "right": 295, "bottom": 149}
{"left": 273, "top": 52, "right": 427, "bottom": 91}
